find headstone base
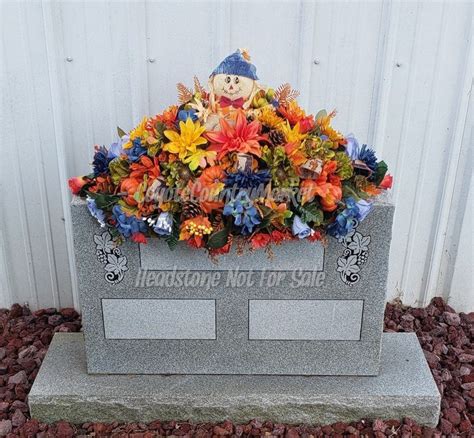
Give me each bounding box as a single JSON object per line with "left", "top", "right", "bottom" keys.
{"left": 29, "top": 333, "right": 440, "bottom": 427}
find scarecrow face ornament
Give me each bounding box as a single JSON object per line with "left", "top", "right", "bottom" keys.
{"left": 209, "top": 49, "right": 259, "bottom": 109}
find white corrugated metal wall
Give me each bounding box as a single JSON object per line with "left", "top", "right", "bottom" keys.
{"left": 1, "top": 0, "right": 472, "bottom": 311}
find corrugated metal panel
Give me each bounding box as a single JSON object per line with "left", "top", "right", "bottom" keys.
{"left": 0, "top": 0, "right": 472, "bottom": 311}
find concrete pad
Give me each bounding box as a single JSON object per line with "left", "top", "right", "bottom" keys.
{"left": 29, "top": 332, "right": 440, "bottom": 426}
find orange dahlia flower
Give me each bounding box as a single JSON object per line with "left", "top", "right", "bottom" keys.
{"left": 129, "top": 156, "right": 160, "bottom": 180}
{"left": 206, "top": 110, "right": 265, "bottom": 159}
{"left": 149, "top": 105, "right": 178, "bottom": 129}
{"left": 278, "top": 101, "right": 306, "bottom": 126}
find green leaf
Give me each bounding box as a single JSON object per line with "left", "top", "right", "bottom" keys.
{"left": 165, "top": 234, "right": 178, "bottom": 250}
{"left": 108, "top": 227, "right": 124, "bottom": 245}
{"left": 165, "top": 213, "right": 180, "bottom": 250}
{"left": 342, "top": 184, "right": 362, "bottom": 201}
{"left": 86, "top": 191, "right": 121, "bottom": 210}
{"left": 299, "top": 203, "right": 323, "bottom": 226}
{"left": 373, "top": 161, "right": 388, "bottom": 186}
{"left": 257, "top": 215, "right": 273, "bottom": 230}
{"left": 207, "top": 228, "right": 229, "bottom": 249}
{"left": 315, "top": 109, "right": 327, "bottom": 121}
{"left": 147, "top": 142, "right": 161, "bottom": 157}
{"left": 117, "top": 126, "right": 127, "bottom": 138}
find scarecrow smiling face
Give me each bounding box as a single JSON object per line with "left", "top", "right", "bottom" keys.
{"left": 213, "top": 73, "right": 255, "bottom": 101}
{"left": 209, "top": 49, "right": 259, "bottom": 107}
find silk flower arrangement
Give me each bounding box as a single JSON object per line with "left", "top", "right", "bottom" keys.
{"left": 69, "top": 49, "right": 392, "bottom": 256}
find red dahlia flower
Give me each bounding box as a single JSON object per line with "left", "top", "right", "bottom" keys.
{"left": 250, "top": 233, "right": 271, "bottom": 250}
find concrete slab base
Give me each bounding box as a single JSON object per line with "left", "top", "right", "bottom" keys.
{"left": 29, "top": 333, "right": 440, "bottom": 427}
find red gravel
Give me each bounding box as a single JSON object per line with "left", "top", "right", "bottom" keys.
{"left": 0, "top": 298, "right": 472, "bottom": 437}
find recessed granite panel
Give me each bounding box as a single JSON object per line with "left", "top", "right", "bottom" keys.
{"left": 249, "top": 299, "right": 363, "bottom": 340}
{"left": 140, "top": 238, "right": 324, "bottom": 271}
{"left": 102, "top": 299, "right": 216, "bottom": 340}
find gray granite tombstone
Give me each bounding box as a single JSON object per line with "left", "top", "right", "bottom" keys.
{"left": 70, "top": 196, "right": 395, "bottom": 376}
{"left": 29, "top": 196, "right": 441, "bottom": 426}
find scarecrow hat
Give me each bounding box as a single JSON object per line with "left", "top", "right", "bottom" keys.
{"left": 210, "top": 49, "right": 259, "bottom": 80}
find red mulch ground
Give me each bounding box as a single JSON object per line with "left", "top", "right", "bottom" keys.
{"left": 0, "top": 298, "right": 472, "bottom": 437}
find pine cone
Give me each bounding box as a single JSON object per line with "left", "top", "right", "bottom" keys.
{"left": 269, "top": 129, "right": 286, "bottom": 146}
{"left": 182, "top": 201, "right": 202, "bottom": 219}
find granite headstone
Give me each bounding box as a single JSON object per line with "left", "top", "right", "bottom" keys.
{"left": 71, "top": 196, "right": 394, "bottom": 375}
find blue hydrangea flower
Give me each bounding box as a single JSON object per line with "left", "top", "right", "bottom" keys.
{"left": 125, "top": 138, "right": 147, "bottom": 162}
{"left": 225, "top": 170, "right": 271, "bottom": 190}
{"left": 327, "top": 210, "right": 354, "bottom": 239}
{"left": 86, "top": 197, "right": 106, "bottom": 227}
{"left": 112, "top": 205, "right": 147, "bottom": 238}
{"left": 223, "top": 190, "right": 261, "bottom": 235}
{"left": 327, "top": 197, "right": 373, "bottom": 238}
{"left": 292, "top": 215, "right": 312, "bottom": 239}
{"left": 178, "top": 109, "right": 198, "bottom": 122}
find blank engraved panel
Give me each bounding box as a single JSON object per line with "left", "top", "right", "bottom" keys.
{"left": 139, "top": 239, "right": 324, "bottom": 271}
{"left": 102, "top": 299, "right": 216, "bottom": 340}
{"left": 249, "top": 300, "right": 363, "bottom": 341}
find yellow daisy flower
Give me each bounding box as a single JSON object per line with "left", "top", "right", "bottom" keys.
{"left": 258, "top": 106, "right": 285, "bottom": 129}
{"left": 163, "top": 118, "right": 207, "bottom": 160}
{"left": 183, "top": 148, "right": 217, "bottom": 171}
{"left": 281, "top": 121, "right": 307, "bottom": 143}
{"left": 123, "top": 117, "right": 148, "bottom": 149}
{"left": 317, "top": 110, "right": 345, "bottom": 146}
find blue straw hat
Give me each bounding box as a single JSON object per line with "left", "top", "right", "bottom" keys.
{"left": 210, "top": 49, "right": 259, "bottom": 80}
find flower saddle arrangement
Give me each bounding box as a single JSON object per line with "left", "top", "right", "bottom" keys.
{"left": 69, "top": 49, "right": 393, "bottom": 257}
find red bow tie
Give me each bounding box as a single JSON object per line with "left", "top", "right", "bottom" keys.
{"left": 220, "top": 96, "right": 245, "bottom": 108}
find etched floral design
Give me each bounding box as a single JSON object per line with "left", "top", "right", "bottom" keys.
{"left": 337, "top": 255, "right": 360, "bottom": 278}
{"left": 94, "top": 231, "right": 128, "bottom": 284}
{"left": 348, "top": 233, "right": 370, "bottom": 255}
{"left": 336, "top": 219, "right": 371, "bottom": 285}
{"left": 94, "top": 232, "right": 115, "bottom": 263}
{"left": 104, "top": 252, "right": 128, "bottom": 284}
